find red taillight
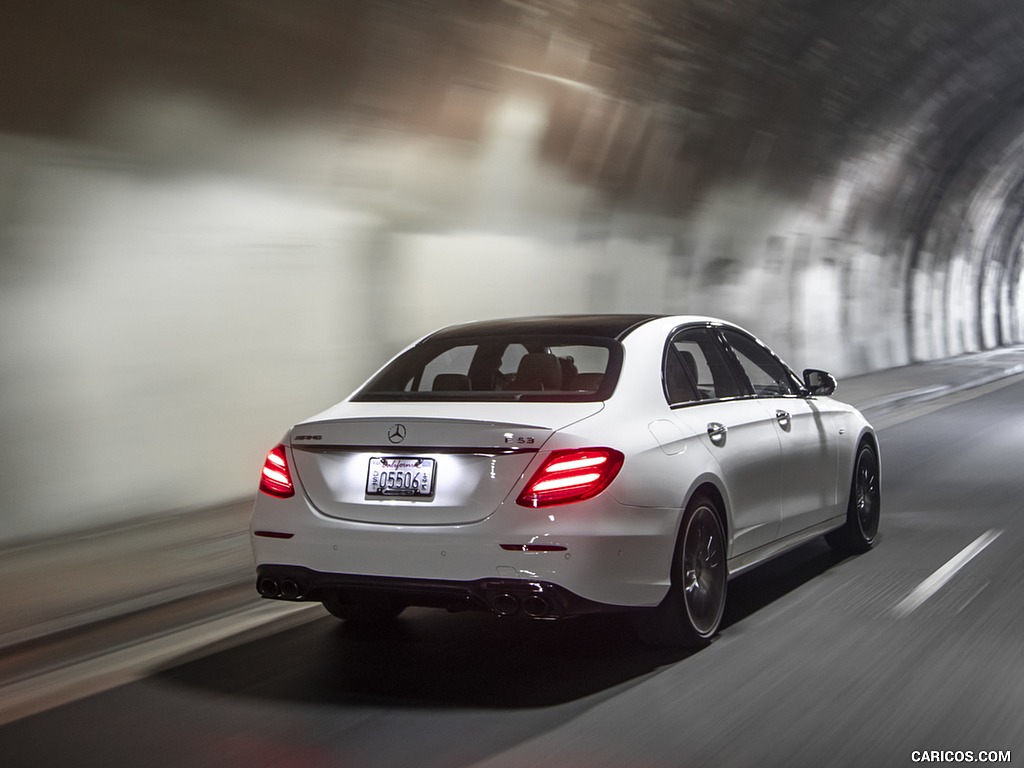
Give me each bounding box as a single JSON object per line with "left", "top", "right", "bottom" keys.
{"left": 259, "top": 444, "right": 294, "bottom": 498}
{"left": 516, "top": 447, "right": 624, "bottom": 508}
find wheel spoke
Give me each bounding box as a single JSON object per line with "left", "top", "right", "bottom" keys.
{"left": 706, "top": 533, "right": 721, "bottom": 567}
{"left": 854, "top": 449, "right": 879, "bottom": 536}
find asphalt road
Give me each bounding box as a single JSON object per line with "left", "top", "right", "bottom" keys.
{"left": 2, "top": 378, "right": 1023, "bottom": 768}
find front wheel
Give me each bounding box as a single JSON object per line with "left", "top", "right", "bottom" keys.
{"left": 826, "top": 441, "right": 881, "bottom": 555}
{"left": 636, "top": 495, "right": 727, "bottom": 648}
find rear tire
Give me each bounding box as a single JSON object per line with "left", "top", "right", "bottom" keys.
{"left": 826, "top": 442, "right": 880, "bottom": 555}
{"left": 636, "top": 495, "right": 727, "bottom": 648}
{"left": 322, "top": 593, "right": 405, "bottom": 624}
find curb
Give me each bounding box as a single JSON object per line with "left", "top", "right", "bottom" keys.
{"left": 0, "top": 575, "right": 252, "bottom": 653}
{"left": 855, "top": 363, "right": 1024, "bottom": 416}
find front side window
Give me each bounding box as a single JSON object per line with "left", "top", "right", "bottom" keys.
{"left": 353, "top": 335, "right": 620, "bottom": 402}
{"left": 664, "top": 327, "right": 744, "bottom": 405}
{"left": 720, "top": 329, "right": 799, "bottom": 397}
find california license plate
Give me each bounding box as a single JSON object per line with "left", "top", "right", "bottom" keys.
{"left": 366, "top": 457, "right": 436, "bottom": 498}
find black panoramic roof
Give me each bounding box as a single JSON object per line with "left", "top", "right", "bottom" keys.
{"left": 424, "top": 314, "right": 662, "bottom": 342}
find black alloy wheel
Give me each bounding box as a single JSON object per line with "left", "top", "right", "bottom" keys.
{"left": 680, "top": 500, "right": 727, "bottom": 640}
{"left": 827, "top": 442, "right": 881, "bottom": 555}
{"left": 635, "top": 494, "right": 727, "bottom": 648}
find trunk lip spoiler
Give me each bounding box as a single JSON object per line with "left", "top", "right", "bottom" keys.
{"left": 291, "top": 444, "right": 540, "bottom": 456}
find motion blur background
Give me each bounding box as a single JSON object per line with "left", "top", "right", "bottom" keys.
{"left": 4, "top": 0, "right": 1024, "bottom": 543}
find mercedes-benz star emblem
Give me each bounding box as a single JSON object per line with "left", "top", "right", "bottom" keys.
{"left": 387, "top": 423, "right": 407, "bottom": 444}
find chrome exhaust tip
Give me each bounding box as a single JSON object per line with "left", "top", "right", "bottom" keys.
{"left": 492, "top": 593, "right": 519, "bottom": 616}
{"left": 279, "top": 579, "right": 303, "bottom": 600}
{"left": 522, "top": 595, "right": 549, "bottom": 618}
{"left": 257, "top": 577, "right": 280, "bottom": 598}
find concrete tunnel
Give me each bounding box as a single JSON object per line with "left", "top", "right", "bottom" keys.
{"left": 2, "top": 0, "right": 1024, "bottom": 541}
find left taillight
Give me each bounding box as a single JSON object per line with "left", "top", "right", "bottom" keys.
{"left": 259, "top": 444, "right": 294, "bottom": 498}
{"left": 516, "top": 447, "right": 624, "bottom": 508}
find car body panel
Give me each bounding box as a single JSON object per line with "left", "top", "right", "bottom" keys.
{"left": 758, "top": 396, "right": 844, "bottom": 538}
{"left": 669, "top": 400, "right": 783, "bottom": 555}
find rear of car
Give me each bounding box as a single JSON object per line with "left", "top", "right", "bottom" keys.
{"left": 250, "top": 313, "right": 880, "bottom": 644}
{"left": 249, "top": 315, "right": 672, "bottom": 619}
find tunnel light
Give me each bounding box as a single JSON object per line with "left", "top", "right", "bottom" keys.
{"left": 516, "top": 448, "right": 624, "bottom": 508}
{"left": 259, "top": 444, "right": 294, "bottom": 498}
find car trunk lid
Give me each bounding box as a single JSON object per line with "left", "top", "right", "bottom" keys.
{"left": 288, "top": 402, "right": 601, "bottom": 525}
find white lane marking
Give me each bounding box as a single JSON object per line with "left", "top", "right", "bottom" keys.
{"left": 891, "top": 529, "right": 1002, "bottom": 617}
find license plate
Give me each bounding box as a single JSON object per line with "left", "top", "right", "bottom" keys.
{"left": 366, "top": 457, "right": 436, "bottom": 498}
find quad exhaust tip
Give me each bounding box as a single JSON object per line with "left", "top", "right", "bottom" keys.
{"left": 491, "top": 593, "right": 551, "bottom": 618}
{"left": 259, "top": 576, "right": 554, "bottom": 615}
{"left": 257, "top": 576, "right": 304, "bottom": 600}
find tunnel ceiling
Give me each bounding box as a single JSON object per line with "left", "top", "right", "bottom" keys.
{"left": 6, "top": 2, "right": 1024, "bottom": 215}
{"left": 7, "top": 0, "right": 1024, "bottom": 356}
{"left": 6, "top": 2, "right": 1024, "bottom": 180}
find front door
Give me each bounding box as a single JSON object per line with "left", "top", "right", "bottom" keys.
{"left": 719, "top": 329, "right": 841, "bottom": 538}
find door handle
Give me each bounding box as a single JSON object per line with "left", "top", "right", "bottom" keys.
{"left": 776, "top": 409, "right": 791, "bottom": 431}
{"left": 707, "top": 422, "right": 728, "bottom": 443}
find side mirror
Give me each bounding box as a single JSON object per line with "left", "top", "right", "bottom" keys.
{"left": 802, "top": 368, "right": 837, "bottom": 396}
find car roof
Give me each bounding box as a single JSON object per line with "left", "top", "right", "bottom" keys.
{"left": 423, "top": 314, "right": 666, "bottom": 341}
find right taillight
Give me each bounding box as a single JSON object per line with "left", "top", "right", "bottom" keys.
{"left": 516, "top": 447, "right": 624, "bottom": 508}
{"left": 259, "top": 444, "right": 294, "bottom": 498}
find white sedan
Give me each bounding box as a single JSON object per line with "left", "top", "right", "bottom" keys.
{"left": 250, "top": 315, "right": 879, "bottom": 646}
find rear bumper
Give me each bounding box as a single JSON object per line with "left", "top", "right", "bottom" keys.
{"left": 255, "top": 564, "right": 619, "bottom": 620}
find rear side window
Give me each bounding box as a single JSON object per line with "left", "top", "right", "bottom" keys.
{"left": 353, "top": 335, "right": 621, "bottom": 402}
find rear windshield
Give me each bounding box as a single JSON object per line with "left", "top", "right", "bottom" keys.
{"left": 352, "top": 334, "right": 622, "bottom": 402}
